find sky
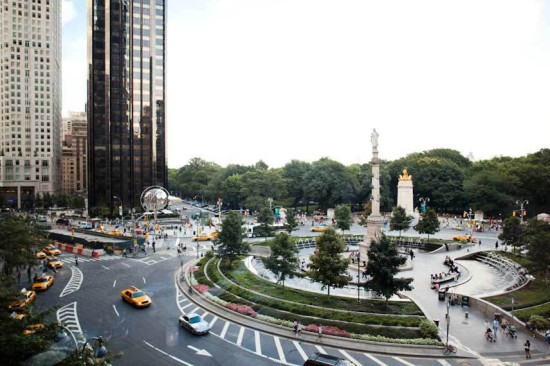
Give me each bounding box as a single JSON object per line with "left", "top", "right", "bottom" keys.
{"left": 62, "top": 0, "right": 550, "bottom": 169}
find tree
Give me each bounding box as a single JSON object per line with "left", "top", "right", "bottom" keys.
{"left": 307, "top": 228, "right": 351, "bottom": 297}
{"left": 364, "top": 235, "right": 414, "bottom": 307}
{"left": 413, "top": 208, "right": 440, "bottom": 242}
{"left": 498, "top": 216, "right": 523, "bottom": 251}
{"left": 264, "top": 233, "right": 299, "bottom": 289}
{"left": 216, "top": 211, "right": 248, "bottom": 267}
{"left": 257, "top": 206, "right": 274, "bottom": 239}
{"left": 334, "top": 204, "right": 353, "bottom": 235}
{"left": 0, "top": 216, "right": 41, "bottom": 275}
{"left": 283, "top": 208, "right": 298, "bottom": 234}
{"left": 520, "top": 218, "right": 550, "bottom": 285}
{"left": 282, "top": 160, "right": 311, "bottom": 209}
{"left": 390, "top": 206, "right": 413, "bottom": 239}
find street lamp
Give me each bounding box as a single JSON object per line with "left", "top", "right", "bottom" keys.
{"left": 418, "top": 197, "right": 430, "bottom": 213}
{"left": 357, "top": 251, "right": 361, "bottom": 303}
{"left": 515, "top": 200, "right": 529, "bottom": 223}
{"left": 445, "top": 299, "right": 451, "bottom": 348}
{"left": 81, "top": 336, "right": 107, "bottom": 359}
{"left": 463, "top": 208, "right": 474, "bottom": 237}
{"left": 268, "top": 197, "right": 273, "bottom": 210}
{"left": 113, "top": 196, "right": 123, "bottom": 227}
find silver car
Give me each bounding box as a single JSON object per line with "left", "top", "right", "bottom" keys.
{"left": 178, "top": 313, "right": 210, "bottom": 335}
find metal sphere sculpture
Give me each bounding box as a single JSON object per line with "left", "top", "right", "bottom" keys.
{"left": 140, "top": 186, "right": 170, "bottom": 212}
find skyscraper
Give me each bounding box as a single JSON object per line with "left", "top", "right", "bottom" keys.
{"left": 88, "top": 0, "right": 166, "bottom": 216}
{"left": 0, "top": 0, "right": 62, "bottom": 209}
{"left": 62, "top": 111, "right": 87, "bottom": 195}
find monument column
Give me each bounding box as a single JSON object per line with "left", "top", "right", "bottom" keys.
{"left": 397, "top": 169, "right": 414, "bottom": 216}
{"left": 360, "top": 129, "right": 385, "bottom": 263}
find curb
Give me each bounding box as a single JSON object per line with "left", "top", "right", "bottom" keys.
{"left": 176, "top": 260, "right": 473, "bottom": 359}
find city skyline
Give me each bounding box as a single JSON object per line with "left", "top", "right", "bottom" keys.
{"left": 63, "top": 0, "right": 550, "bottom": 169}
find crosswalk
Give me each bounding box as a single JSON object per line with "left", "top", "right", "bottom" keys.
{"left": 57, "top": 301, "right": 83, "bottom": 338}
{"left": 175, "top": 292, "right": 484, "bottom": 366}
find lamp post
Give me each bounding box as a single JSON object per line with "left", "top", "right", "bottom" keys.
{"left": 464, "top": 208, "right": 474, "bottom": 238}
{"left": 113, "top": 196, "right": 123, "bottom": 227}
{"left": 81, "top": 336, "right": 108, "bottom": 359}
{"left": 445, "top": 298, "right": 451, "bottom": 348}
{"left": 515, "top": 200, "right": 529, "bottom": 223}
{"left": 268, "top": 197, "right": 273, "bottom": 210}
{"left": 196, "top": 216, "right": 200, "bottom": 259}
{"left": 418, "top": 197, "right": 430, "bottom": 213}
{"left": 357, "top": 251, "right": 361, "bottom": 303}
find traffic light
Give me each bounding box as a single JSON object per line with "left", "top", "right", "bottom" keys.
{"left": 522, "top": 210, "right": 527, "bottom": 216}
{"left": 512, "top": 211, "right": 516, "bottom": 217}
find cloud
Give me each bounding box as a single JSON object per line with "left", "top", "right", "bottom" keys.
{"left": 62, "top": 0, "right": 77, "bottom": 25}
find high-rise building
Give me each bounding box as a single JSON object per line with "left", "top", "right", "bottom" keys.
{"left": 62, "top": 111, "right": 87, "bottom": 195}
{"left": 88, "top": 0, "right": 167, "bottom": 216}
{"left": 0, "top": 0, "right": 62, "bottom": 209}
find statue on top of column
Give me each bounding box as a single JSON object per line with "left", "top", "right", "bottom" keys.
{"left": 371, "top": 128, "right": 379, "bottom": 153}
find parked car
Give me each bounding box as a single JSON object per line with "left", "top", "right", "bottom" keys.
{"left": 32, "top": 274, "right": 54, "bottom": 292}
{"left": 8, "top": 289, "right": 36, "bottom": 311}
{"left": 311, "top": 224, "right": 329, "bottom": 232}
{"left": 452, "top": 234, "right": 478, "bottom": 243}
{"left": 43, "top": 244, "right": 61, "bottom": 256}
{"left": 56, "top": 218, "right": 70, "bottom": 225}
{"left": 178, "top": 313, "right": 210, "bottom": 335}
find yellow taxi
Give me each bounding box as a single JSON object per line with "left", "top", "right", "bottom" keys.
{"left": 23, "top": 323, "right": 45, "bottom": 336}
{"left": 192, "top": 232, "right": 219, "bottom": 242}
{"left": 43, "top": 244, "right": 61, "bottom": 256}
{"left": 32, "top": 274, "right": 55, "bottom": 292}
{"left": 8, "top": 289, "right": 36, "bottom": 311}
{"left": 35, "top": 251, "right": 47, "bottom": 259}
{"left": 121, "top": 286, "right": 152, "bottom": 308}
{"left": 452, "top": 234, "right": 478, "bottom": 243}
{"left": 46, "top": 256, "right": 63, "bottom": 270}
{"left": 311, "top": 224, "right": 329, "bottom": 232}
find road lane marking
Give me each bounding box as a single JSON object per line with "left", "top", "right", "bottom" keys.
{"left": 393, "top": 356, "right": 416, "bottom": 366}
{"left": 220, "top": 322, "right": 230, "bottom": 338}
{"left": 254, "top": 330, "right": 262, "bottom": 355}
{"left": 315, "top": 345, "right": 327, "bottom": 354}
{"left": 191, "top": 306, "right": 200, "bottom": 313}
{"left": 102, "top": 265, "right": 109, "bottom": 270}
{"left": 143, "top": 341, "right": 193, "bottom": 366}
{"left": 143, "top": 277, "right": 146, "bottom": 284}
{"left": 209, "top": 316, "right": 218, "bottom": 327}
{"left": 236, "top": 326, "right": 245, "bottom": 346}
{"left": 122, "top": 262, "right": 130, "bottom": 268}
{"left": 113, "top": 305, "right": 119, "bottom": 317}
{"left": 364, "top": 353, "right": 388, "bottom": 366}
{"left": 292, "top": 340, "right": 308, "bottom": 361}
{"left": 182, "top": 303, "right": 193, "bottom": 310}
{"left": 438, "top": 360, "right": 453, "bottom": 366}
{"left": 60, "top": 266, "right": 83, "bottom": 297}
{"left": 56, "top": 302, "right": 83, "bottom": 336}
{"left": 339, "top": 350, "right": 361, "bottom": 366}
{"left": 274, "top": 336, "right": 286, "bottom": 363}
{"left": 113, "top": 280, "right": 116, "bottom": 288}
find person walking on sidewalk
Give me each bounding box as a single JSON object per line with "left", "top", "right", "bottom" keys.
{"left": 524, "top": 339, "right": 531, "bottom": 359}
{"left": 492, "top": 319, "right": 500, "bottom": 340}
{"left": 293, "top": 320, "right": 298, "bottom": 337}
{"left": 74, "top": 254, "right": 79, "bottom": 266}
{"left": 317, "top": 324, "right": 323, "bottom": 342}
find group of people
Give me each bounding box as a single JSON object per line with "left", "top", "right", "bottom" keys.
{"left": 443, "top": 256, "right": 461, "bottom": 274}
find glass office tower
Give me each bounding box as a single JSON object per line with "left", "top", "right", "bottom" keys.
{"left": 88, "top": 0, "right": 166, "bottom": 216}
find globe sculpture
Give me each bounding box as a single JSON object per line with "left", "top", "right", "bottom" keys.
{"left": 140, "top": 186, "right": 170, "bottom": 212}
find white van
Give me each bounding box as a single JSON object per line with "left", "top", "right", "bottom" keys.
{"left": 78, "top": 221, "right": 93, "bottom": 229}
{"left": 37, "top": 215, "right": 48, "bottom": 222}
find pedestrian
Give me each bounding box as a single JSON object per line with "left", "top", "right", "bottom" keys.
{"left": 152, "top": 240, "right": 156, "bottom": 253}
{"left": 492, "top": 319, "right": 499, "bottom": 340}
{"left": 293, "top": 320, "right": 298, "bottom": 336}
{"left": 27, "top": 266, "right": 32, "bottom": 282}
{"left": 317, "top": 324, "right": 323, "bottom": 342}
{"left": 495, "top": 240, "right": 499, "bottom": 249}
{"left": 297, "top": 322, "right": 303, "bottom": 339}
{"left": 74, "top": 254, "right": 79, "bottom": 266}
{"left": 478, "top": 240, "right": 481, "bottom": 247}
{"left": 409, "top": 249, "right": 414, "bottom": 260}
{"left": 524, "top": 339, "right": 531, "bottom": 359}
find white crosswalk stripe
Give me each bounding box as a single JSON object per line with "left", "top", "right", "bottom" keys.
{"left": 57, "top": 301, "right": 83, "bottom": 337}
{"left": 364, "top": 353, "right": 388, "bottom": 366}
{"left": 273, "top": 336, "right": 286, "bottom": 364}
{"left": 393, "top": 356, "right": 416, "bottom": 366}
{"left": 339, "top": 350, "right": 361, "bottom": 366}
{"left": 60, "top": 266, "right": 83, "bottom": 297}
{"left": 292, "top": 340, "right": 308, "bottom": 361}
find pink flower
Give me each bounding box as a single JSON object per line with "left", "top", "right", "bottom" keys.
{"left": 304, "top": 324, "right": 350, "bottom": 337}
{"left": 225, "top": 303, "right": 258, "bottom": 318}
{"left": 194, "top": 284, "right": 210, "bottom": 294}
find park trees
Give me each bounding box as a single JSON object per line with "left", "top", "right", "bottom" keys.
{"left": 520, "top": 218, "right": 550, "bottom": 284}
{"left": 413, "top": 208, "right": 440, "bottom": 242}
{"left": 364, "top": 235, "right": 414, "bottom": 307}
{"left": 303, "top": 158, "right": 354, "bottom": 210}
{"left": 308, "top": 228, "right": 351, "bottom": 297}
{"left": 334, "top": 204, "right": 353, "bottom": 235}
{"left": 216, "top": 211, "right": 248, "bottom": 267}
{"left": 283, "top": 208, "right": 298, "bottom": 234}
{"left": 282, "top": 160, "right": 311, "bottom": 210}
{"left": 264, "top": 233, "right": 299, "bottom": 289}
{"left": 0, "top": 216, "right": 40, "bottom": 275}
{"left": 390, "top": 206, "right": 413, "bottom": 239}
{"left": 499, "top": 216, "right": 523, "bottom": 250}
{"left": 256, "top": 206, "right": 274, "bottom": 238}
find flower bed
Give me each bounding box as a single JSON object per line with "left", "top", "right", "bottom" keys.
{"left": 194, "top": 284, "right": 210, "bottom": 294}
{"left": 225, "top": 303, "right": 258, "bottom": 318}
{"left": 304, "top": 324, "right": 350, "bottom": 338}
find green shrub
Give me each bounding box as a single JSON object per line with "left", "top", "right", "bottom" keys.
{"left": 529, "top": 315, "right": 550, "bottom": 330}
{"left": 419, "top": 319, "right": 439, "bottom": 339}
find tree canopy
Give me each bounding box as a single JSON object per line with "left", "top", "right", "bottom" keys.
{"left": 264, "top": 233, "right": 299, "bottom": 288}
{"left": 216, "top": 211, "right": 248, "bottom": 266}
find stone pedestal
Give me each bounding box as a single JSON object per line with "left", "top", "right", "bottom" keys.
{"left": 397, "top": 170, "right": 414, "bottom": 216}
{"left": 360, "top": 214, "right": 384, "bottom": 261}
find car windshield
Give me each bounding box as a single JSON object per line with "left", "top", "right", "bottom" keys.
{"left": 36, "top": 278, "right": 47, "bottom": 283}
{"left": 189, "top": 316, "right": 202, "bottom": 324}
{"left": 132, "top": 291, "right": 145, "bottom": 298}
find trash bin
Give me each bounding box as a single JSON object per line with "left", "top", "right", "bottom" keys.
{"left": 461, "top": 296, "right": 470, "bottom": 307}
{"left": 438, "top": 290, "right": 446, "bottom": 301}
{"left": 434, "top": 319, "right": 439, "bottom": 327}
